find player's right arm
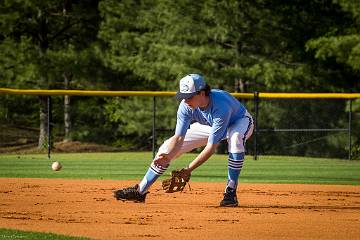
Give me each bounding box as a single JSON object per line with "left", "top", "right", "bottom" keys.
{"left": 154, "top": 101, "right": 192, "bottom": 167}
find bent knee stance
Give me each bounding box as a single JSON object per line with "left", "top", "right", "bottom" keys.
{"left": 227, "top": 113, "right": 254, "bottom": 154}
{"left": 228, "top": 132, "right": 246, "bottom": 153}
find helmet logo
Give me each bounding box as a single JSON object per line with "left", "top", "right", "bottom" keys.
{"left": 180, "top": 84, "right": 190, "bottom": 93}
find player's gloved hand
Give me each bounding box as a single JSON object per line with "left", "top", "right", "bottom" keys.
{"left": 162, "top": 168, "right": 191, "bottom": 193}
{"left": 180, "top": 167, "right": 191, "bottom": 180}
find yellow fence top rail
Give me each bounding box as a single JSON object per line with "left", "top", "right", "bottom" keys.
{"left": 0, "top": 88, "right": 175, "bottom": 97}
{"left": 0, "top": 88, "right": 359, "bottom": 99}
{"left": 256, "top": 92, "right": 360, "bottom": 99}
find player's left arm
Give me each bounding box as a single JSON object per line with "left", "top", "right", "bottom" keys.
{"left": 186, "top": 142, "right": 219, "bottom": 172}
{"left": 186, "top": 109, "right": 231, "bottom": 173}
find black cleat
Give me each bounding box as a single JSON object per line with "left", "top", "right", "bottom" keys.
{"left": 220, "top": 187, "right": 238, "bottom": 207}
{"left": 113, "top": 184, "right": 147, "bottom": 203}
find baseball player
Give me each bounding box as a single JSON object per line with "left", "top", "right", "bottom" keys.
{"left": 114, "top": 73, "right": 254, "bottom": 207}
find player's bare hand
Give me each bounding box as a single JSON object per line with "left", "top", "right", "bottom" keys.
{"left": 154, "top": 153, "right": 170, "bottom": 167}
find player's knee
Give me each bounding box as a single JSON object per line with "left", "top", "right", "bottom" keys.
{"left": 228, "top": 132, "right": 245, "bottom": 152}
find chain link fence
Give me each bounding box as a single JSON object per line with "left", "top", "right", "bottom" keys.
{"left": 248, "top": 97, "right": 353, "bottom": 159}
{"left": 0, "top": 89, "right": 359, "bottom": 159}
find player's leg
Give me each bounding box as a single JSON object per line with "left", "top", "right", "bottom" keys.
{"left": 114, "top": 123, "right": 210, "bottom": 202}
{"left": 220, "top": 111, "right": 254, "bottom": 207}
{"left": 137, "top": 123, "right": 210, "bottom": 194}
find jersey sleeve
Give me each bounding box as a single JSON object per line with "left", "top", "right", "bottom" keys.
{"left": 175, "top": 101, "right": 193, "bottom": 136}
{"left": 208, "top": 108, "right": 231, "bottom": 144}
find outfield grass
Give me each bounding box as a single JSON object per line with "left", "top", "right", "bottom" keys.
{"left": 0, "top": 152, "right": 359, "bottom": 185}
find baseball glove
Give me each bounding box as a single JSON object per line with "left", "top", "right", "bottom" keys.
{"left": 162, "top": 168, "right": 191, "bottom": 193}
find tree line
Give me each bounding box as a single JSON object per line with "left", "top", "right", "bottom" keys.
{"left": 0, "top": 0, "right": 359, "bottom": 157}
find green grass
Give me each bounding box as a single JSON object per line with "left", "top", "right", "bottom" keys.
{"left": 0, "top": 228, "right": 90, "bottom": 240}
{"left": 0, "top": 152, "right": 359, "bottom": 185}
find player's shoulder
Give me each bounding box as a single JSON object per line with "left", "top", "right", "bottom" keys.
{"left": 210, "top": 89, "right": 234, "bottom": 101}
{"left": 211, "top": 89, "right": 227, "bottom": 94}
{"left": 211, "top": 89, "right": 232, "bottom": 96}
{"left": 178, "top": 100, "right": 193, "bottom": 113}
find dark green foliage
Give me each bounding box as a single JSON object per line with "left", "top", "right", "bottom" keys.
{"left": 104, "top": 96, "right": 177, "bottom": 149}
{"left": 0, "top": 0, "right": 359, "bottom": 156}
{"left": 0, "top": 0, "right": 104, "bottom": 88}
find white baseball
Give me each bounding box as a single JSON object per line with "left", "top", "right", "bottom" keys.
{"left": 51, "top": 161, "right": 62, "bottom": 171}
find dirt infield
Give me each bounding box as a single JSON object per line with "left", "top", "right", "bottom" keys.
{"left": 0, "top": 178, "right": 359, "bottom": 240}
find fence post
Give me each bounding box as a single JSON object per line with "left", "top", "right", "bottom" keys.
{"left": 152, "top": 96, "right": 157, "bottom": 159}
{"left": 47, "top": 96, "right": 52, "bottom": 161}
{"left": 348, "top": 99, "right": 352, "bottom": 160}
{"left": 253, "top": 91, "right": 259, "bottom": 160}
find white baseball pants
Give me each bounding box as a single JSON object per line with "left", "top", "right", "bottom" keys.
{"left": 156, "top": 111, "right": 254, "bottom": 160}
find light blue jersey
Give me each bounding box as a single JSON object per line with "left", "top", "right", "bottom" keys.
{"left": 175, "top": 89, "right": 246, "bottom": 144}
